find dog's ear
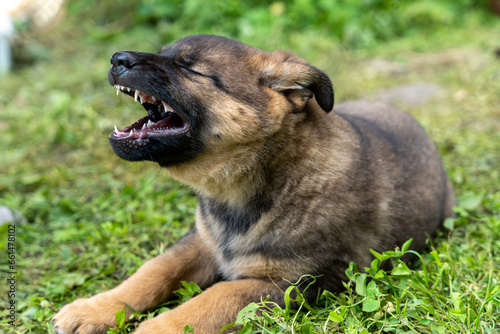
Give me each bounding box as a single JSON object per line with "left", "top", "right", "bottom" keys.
{"left": 261, "top": 50, "right": 334, "bottom": 112}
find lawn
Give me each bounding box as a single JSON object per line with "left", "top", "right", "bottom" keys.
{"left": 0, "top": 1, "right": 499, "bottom": 333}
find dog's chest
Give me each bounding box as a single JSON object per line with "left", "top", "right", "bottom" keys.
{"left": 198, "top": 198, "right": 262, "bottom": 254}
{"left": 196, "top": 198, "right": 319, "bottom": 281}
{"left": 196, "top": 197, "right": 285, "bottom": 277}
{"left": 197, "top": 196, "right": 273, "bottom": 247}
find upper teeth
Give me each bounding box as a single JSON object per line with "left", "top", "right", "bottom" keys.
{"left": 114, "top": 84, "right": 163, "bottom": 106}
{"left": 162, "top": 101, "right": 174, "bottom": 113}
{"left": 115, "top": 84, "right": 135, "bottom": 96}
{"left": 112, "top": 84, "right": 178, "bottom": 135}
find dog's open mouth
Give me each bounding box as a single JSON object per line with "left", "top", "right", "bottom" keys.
{"left": 110, "top": 85, "right": 190, "bottom": 140}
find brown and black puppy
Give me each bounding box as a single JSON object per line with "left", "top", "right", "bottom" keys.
{"left": 53, "top": 34, "right": 455, "bottom": 334}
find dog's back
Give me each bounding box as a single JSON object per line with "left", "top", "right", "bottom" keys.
{"left": 334, "top": 100, "right": 455, "bottom": 253}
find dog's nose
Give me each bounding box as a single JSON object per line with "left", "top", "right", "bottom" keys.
{"left": 111, "top": 52, "right": 137, "bottom": 73}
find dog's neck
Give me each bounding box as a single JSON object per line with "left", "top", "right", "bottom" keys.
{"left": 166, "top": 142, "right": 271, "bottom": 208}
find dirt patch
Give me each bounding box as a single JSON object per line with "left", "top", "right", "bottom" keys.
{"left": 371, "top": 82, "right": 444, "bottom": 106}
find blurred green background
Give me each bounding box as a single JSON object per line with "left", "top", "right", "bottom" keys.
{"left": 0, "top": 0, "right": 499, "bottom": 333}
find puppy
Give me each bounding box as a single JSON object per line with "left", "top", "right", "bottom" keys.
{"left": 53, "top": 34, "right": 455, "bottom": 334}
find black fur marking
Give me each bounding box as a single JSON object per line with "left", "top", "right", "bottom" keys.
{"left": 199, "top": 194, "right": 274, "bottom": 259}
{"left": 108, "top": 134, "right": 205, "bottom": 166}
{"left": 108, "top": 49, "right": 212, "bottom": 166}
{"left": 201, "top": 194, "right": 273, "bottom": 235}
{"left": 210, "top": 74, "right": 227, "bottom": 92}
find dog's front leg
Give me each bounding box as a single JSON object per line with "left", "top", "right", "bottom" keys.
{"left": 53, "top": 230, "right": 217, "bottom": 334}
{"left": 135, "top": 278, "right": 284, "bottom": 334}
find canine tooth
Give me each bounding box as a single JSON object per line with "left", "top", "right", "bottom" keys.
{"left": 142, "top": 123, "right": 147, "bottom": 130}
{"left": 116, "top": 87, "right": 120, "bottom": 95}
{"left": 127, "top": 87, "right": 131, "bottom": 92}
{"left": 162, "top": 101, "right": 174, "bottom": 112}
{"left": 147, "top": 119, "right": 154, "bottom": 127}
{"left": 139, "top": 95, "right": 144, "bottom": 104}
{"left": 134, "top": 90, "right": 140, "bottom": 102}
{"left": 114, "top": 125, "right": 118, "bottom": 133}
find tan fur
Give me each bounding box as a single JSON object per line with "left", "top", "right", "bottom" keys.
{"left": 135, "top": 280, "right": 282, "bottom": 334}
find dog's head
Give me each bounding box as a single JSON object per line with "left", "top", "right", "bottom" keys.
{"left": 108, "top": 35, "right": 334, "bottom": 170}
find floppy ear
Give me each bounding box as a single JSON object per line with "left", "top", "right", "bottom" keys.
{"left": 261, "top": 51, "right": 334, "bottom": 112}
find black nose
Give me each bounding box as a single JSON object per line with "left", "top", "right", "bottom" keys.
{"left": 110, "top": 52, "right": 137, "bottom": 73}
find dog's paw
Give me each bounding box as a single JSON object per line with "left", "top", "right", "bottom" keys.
{"left": 52, "top": 297, "right": 118, "bottom": 334}
{"left": 134, "top": 314, "right": 188, "bottom": 334}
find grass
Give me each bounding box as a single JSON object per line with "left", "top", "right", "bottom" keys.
{"left": 0, "top": 2, "right": 499, "bottom": 333}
